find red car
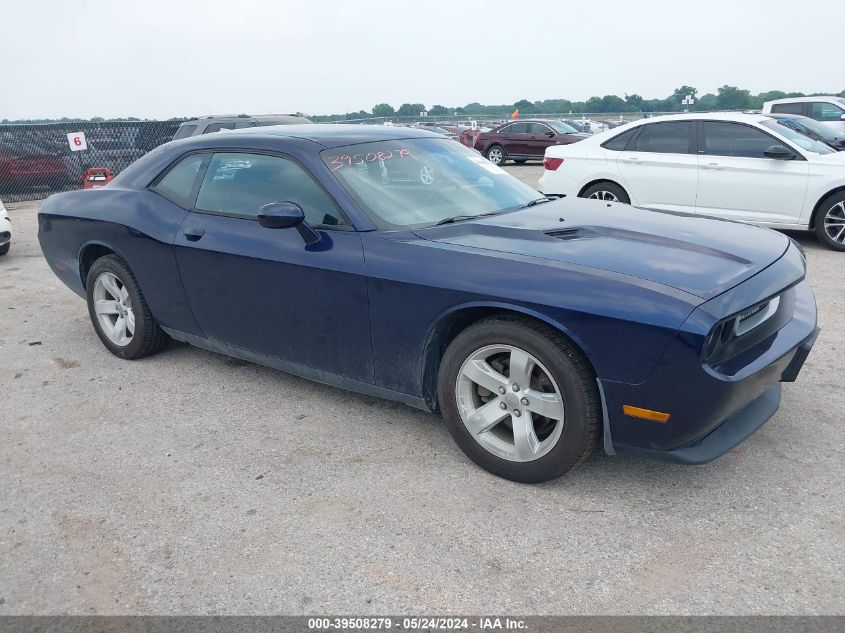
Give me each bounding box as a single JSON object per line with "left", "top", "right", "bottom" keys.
{"left": 0, "top": 145, "right": 70, "bottom": 193}
{"left": 473, "top": 119, "right": 589, "bottom": 165}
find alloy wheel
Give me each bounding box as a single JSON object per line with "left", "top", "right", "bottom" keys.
{"left": 824, "top": 201, "right": 845, "bottom": 245}
{"left": 455, "top": 344, "right": 565, "bottom": 462}
{"left": 93, "top": 272, "right": 135, "bottom": 346}
{"left": 587, "top": 190, "right": 619, "bottom": 202}
{"left": 487, "top": 148, "right": 504, "bottom": 165}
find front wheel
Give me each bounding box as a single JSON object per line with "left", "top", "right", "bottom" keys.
{"left": 580, "top": 182, "right": 630, "bottom": 204}
{"left": 814, "top": 192, "right": 845, "bottom": 251}
{"left": 437, "top": 316, "right": 600, "bottom": 483}
{"left": 86, "top": 255, "right": 169, "bottom": 359}
{"left": 485, "top": 144, "right": 506, "bottom": 166}
{"left": 0, "top": 242, "right": 9, "bottom": 256}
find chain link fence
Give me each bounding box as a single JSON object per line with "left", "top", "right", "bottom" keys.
{"left": 0, "top": 120, "right": 183, "bottom": 202}
{"left": 0, "top": 112, "right": 691, "bottom": 202}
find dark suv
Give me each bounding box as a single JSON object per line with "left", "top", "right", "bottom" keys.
{"left": 474, "top": 120, "right": 588, "bottom": 165}
{"left": 173, "top": 114, "right": 312, "bottom": 140}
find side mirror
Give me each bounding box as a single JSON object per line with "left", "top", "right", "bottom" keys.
{"left": 840, "top": 113, "right": 845, "bottom": 121}
{"left": 545, "top": 131, "right": 555, "bottom": 137}
{"left": 258, "top": 202, "right": 321, "bottom": 245}
{"left": 763, "top": 145, "right": 795, "bottom": 160}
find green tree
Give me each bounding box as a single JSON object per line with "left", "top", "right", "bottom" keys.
{"left": 396, "top": 103, "right": 426, "bottom": 117}
{"left": 716, "top": 85, "right": 752, "bottom": 110}
{"left": 372, "top": 103, "right": 395, "bottom": 118}
{"left": 429, "top": 104, "right": 448, "bottom": 116}
{"left": 601, "top": 95, "right": 627, "bottom": 112}
{"left": 624, "top": 94, "right": 644, "bottom": 111}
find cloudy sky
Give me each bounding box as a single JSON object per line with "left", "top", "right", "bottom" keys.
{"left": 2, "top": 0, "right": 842, "bottom": 120}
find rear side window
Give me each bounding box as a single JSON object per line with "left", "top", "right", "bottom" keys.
{"left": 771, "top": 103, "right": 804, "bottom": 115}
{"left": 632, "top": 122, "right": 692, "bottom": 154}
{"left": 173, "top": 124, "right": 197, "bottom": 140}
{"left": 810, "top": 101, "right": 845, "bottom": 122}
{"left": 195, "top": 152, "right": 345, "bottom": 226}
{"left": 701, "top": 122, "right": 778, "bottom": 158}
{"left": 153, "top": 154, "right": 206, "bottom": 207}
{"left": 602, "top": 127, "right": 638, "bottom": 151}
{"left": 501, "top": 123, "right": 529, "bottom": 134}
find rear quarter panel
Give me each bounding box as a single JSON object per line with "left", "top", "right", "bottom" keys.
{"left": 38, "top": 188, "right": 202, "bottom": 335}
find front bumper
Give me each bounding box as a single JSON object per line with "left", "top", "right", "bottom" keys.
{"left": 613, "top": 326, "right": 818, "bottom": 464}
{"left": 602, "top": 243, "right": 817, "bottom": 462}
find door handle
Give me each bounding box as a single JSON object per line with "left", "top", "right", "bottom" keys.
{"left": 183, "top": 227, "right": 205, "bottom": 242}
{"left": 703, "top": 162, "right": 722, "bottom": 170}
{"left": 625, "top": 156, "right": 640, "bottom": 162}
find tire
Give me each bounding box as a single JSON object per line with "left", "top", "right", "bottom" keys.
{"left": 813, "top": 191, "right": 845, "bottom": 251}
{"left": 437, "top": 316, "right": 600, "bottom": 483}
{"left": 485, "top": 144, "right": 507, "bottom": 166}
{"left": 0, "top": 243, "right": 9, "bottom": 256}
{"left": 514, "top": 159, "right": 527, "bottom": 165}
{"left": 580, "top": 181, "right": 630, "bottom": 204}
{"left": 85, "top": 255, "right": 168, "bottom": 359}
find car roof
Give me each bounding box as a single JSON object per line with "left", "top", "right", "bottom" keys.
{"left": 764, "top": 96, "right": 845, "bottom": 105}
{"left": 203, "top": 123, "right": 443, "bottom": 148}
{"left": 180, "top": 114, "right": 310, "bottom": 125}
{"left": 623, "top": 112, "right": 771, "bottom": 125}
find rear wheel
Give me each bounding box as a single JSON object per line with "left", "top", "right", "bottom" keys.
{"left": 580, "top": 182, "right": 630, "bottom": 204}
{"left": 86, "top": 255, "right": 168, "bottom": 359}
{"left": 0, "top": 243, "right": 9, "bottom": 256}
{"left": 437, "top": 316, "right": 600, "bottom": 483}
{"left": 485, "top": 144, "right": 506, "bottom": 166}
{"left": 814, "top": 192, "right": 845, "bottom": 251}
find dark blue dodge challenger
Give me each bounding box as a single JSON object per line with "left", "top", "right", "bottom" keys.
{"left": 38, "top": 125, "right": 818, "bottom": 482}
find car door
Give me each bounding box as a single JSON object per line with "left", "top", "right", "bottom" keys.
{"left": 500, "top": 122, "right": 530, "bottom": 157}
{"left": 616, "top": 121, "right": 699, "bottom": 213}
{"left": 695, "top": 121, "right": 809, "bottom": 225}
{"left": 526, "top": 123, "right": 558, "bottom": 158}
{"left": 173, "top": 151, "right": 373, "bottom": 382}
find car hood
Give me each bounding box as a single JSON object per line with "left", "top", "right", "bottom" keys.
{"left": 412, "top": 198, "right": 790, "bottom": 300}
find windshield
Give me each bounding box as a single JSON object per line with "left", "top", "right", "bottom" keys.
{"left": 322, "top": 138, "right": 540, "bottom": 228}
{"left": 548, "top": 120, "right": 579, "bottom": 134}
{"left": 760, "top": 120, "right": 834, "bottom": 155}
{"left": 776, "top": 117, "right": 840, "bottom": 142}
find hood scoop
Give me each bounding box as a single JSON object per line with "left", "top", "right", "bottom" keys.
{"left": 545, "top": 228, "right": 580, "bottom": 240}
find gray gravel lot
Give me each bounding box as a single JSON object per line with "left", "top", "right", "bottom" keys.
{"left": 1, "top": 164, "right": 843, "bottom": 615}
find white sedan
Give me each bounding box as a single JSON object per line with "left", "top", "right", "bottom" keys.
{"left": 539, "top": 112, "right": 845, "bottom": 250}
{"left": 0, "top": 198, "right": 11, "bottom": 256}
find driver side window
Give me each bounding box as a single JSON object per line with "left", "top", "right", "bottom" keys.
{"left": 195, "top": 152, "right": 346, "bottom": 226}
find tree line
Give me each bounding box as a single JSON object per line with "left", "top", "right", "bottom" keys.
{"left": 311, "top": 86, "right": 845, "bottom": 121}
{"left": 4, "top": 86, "right": 844, "bottom": 124}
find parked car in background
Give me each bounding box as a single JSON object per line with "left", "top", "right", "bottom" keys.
{"left": 0, "top": 197, "right": 11, "bottom": 255}
{"left": 561, "top": 119, "right": 607, "bottom": 134}
{"left": 413, "top": 124, "right": 459, "bottom": 141}
{"left": 38, "top": 124, "right": 818, "bottom": 483}
{"left": 0, "top": 142, "right": 71, "bottom": 194}
{"left": 474, "top": 120, "right": 588, "bottom": 165}
{"left": 763, "top": 96, "right": 845, "bottom": 133}
{"left": 459, "top": 125, "right": 492, "bottom": 148}
{"left": 765, "top": 113, "right": 845, "bottom": 150}
{"left": 172, "top": 114, "right": 313, "bottom": 140}
{"left": 539, "top": 112, "right": 845, "bottom": 250}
